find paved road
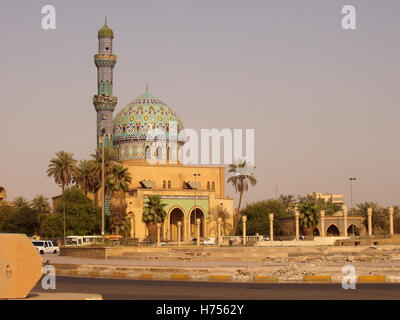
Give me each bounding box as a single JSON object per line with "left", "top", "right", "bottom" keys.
{"left": 33, "top": 276, "right": 400, "bottom": 300}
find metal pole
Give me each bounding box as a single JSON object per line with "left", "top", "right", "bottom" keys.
{"left": 349, "top": 177, "right": 356, "bottom": 236}
{"left": 101, "top": 135, "right": 105, "bottom": 242}
{"left": 63, "top": 185, "right": 66, "bottom": 245}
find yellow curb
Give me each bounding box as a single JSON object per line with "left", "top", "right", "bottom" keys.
{"left": 208, "top": 275, "right": 231, "bottom": 282}
{"left": 253, "top": 275, "right": 279, "bottom": 283}
{"left": 170, "top": 274, "right": 190, "bottom": 281}
{"left": 69, "top": 270, "right": 79, "bottom": 276}
{"left": 358, "top": 275, "right": 386, "bottom": 283}
{"left": 304, "top": 275, "right": 331, "bottom": 283}
{"left": 112, "top": 271, "right": 127, "bottom": 278}
{"left": 140, "top": 273, "right": 154, "bottom": 280}
{"left": 55, "top": 269, "right": 66, "bottom": 275}
{"left": 88, "top": 271, "right": 100, "bottom": 278}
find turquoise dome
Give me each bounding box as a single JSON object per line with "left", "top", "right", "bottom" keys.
{"left": 113, "top": 92, "right": 184, "bottom": 144}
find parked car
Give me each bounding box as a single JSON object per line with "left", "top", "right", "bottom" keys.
{"left": 202, "top": 237, "right": 215, "bottom": 245}
{"left": 31, "top": 240, "right": 59, "bottom": 254}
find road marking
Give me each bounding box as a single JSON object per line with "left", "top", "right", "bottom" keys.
{"left": 112, "top": 271, "right": 127, "bottom": 278}
{"left": 358, "top": 275, "right": 386, "bottom": 283}
{"left": 208, "top": 275, "right": 231, "bottom": 282}
{"left": 170, "top": 274, "right": 190, "bottom": 281}
{"left": 140, "top": 273, "right": 154, "bottom": 279}
{"left": 68, "top": 270, "right": 79, "bottom": 276}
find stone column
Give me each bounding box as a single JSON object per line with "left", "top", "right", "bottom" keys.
{"left": 295, "top": 210, "right": 300, "bottom": 240}
{"left": 320, "top": 210, "right": 325, "bottom": 237}
{"left": 130, "top": 217, "right": 134, "bottom": 238}
{"left": 217, "top": 217, "right": 222, "bottom": 246}
{"left": 156, "top": 223, "right": 161, "bottom": 246}
{"left": 367, "top": 207, "right": 372, "bottom": 236}
{"left": 242, "top": 215, "right": 247, "bottom": 245}
{"left": 389, "top": 206, "right": 394, "bottom": 236}
{"left": 177, "top": 221, "right": 182, "bottom": 246}
{"left": 342, "top": 205, "right": 348, "bottom": 237}
{"left": 196, "top": 218, "right": 201, "bottom": 246}
{"left": 269, "top": 213, "right": 274, "bottom": 241}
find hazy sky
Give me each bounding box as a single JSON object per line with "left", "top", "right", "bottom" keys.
{"left": 1, "top": 0, "right": 399, "bottom": 208}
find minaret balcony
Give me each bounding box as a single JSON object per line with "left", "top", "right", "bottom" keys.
{"left": 94, "top": 54, "right": 117, "bottom": 67}
{"left": 93, "top": 94, "right": 117, "bottom": 111}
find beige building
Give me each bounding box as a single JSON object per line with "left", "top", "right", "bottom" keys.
{"left": 0, "top": 187, "right": 6, "bottom": 203}
{"left": 121, "top": 161, "right": 234, "bottom": 242}
{"left": 309, "top": 192, "right": 345, "bottom": 205}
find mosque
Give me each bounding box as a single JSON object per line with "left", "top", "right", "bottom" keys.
{"left": 93, "top": 21, "right": 234, "bottom": 242}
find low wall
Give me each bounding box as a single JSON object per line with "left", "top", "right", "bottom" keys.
{"left": 60, "top": 247, "right": 106, "bottom": 259}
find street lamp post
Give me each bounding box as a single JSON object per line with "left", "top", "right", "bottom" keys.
{"left": 349, "top": 177, "right": 357, "bottom": 236}
{"left": 59, "top": 183, "right": 66, "bottom": 246}
{"left": 193, "top": 173, "right": 201, "bottom": 240}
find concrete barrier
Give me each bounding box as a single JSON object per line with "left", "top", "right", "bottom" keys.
{"left": 0, "top": 234, "right": 42, "bottom": 299}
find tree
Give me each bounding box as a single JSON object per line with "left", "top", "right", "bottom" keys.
{"left": 237, "top": 199, "right": 288, "bottom": 236}
{"left": 47, "top": 151, "right": 77, "bottom": 241}
{"left": 278, "top": 194, "right": 297, "bottom": 215}
{"left": 91, "top": 146, "right": 119, "bottom": 195}
{"left": 142, "top": 195, "right": 167, "bottom": 243}
{"left": 208, "top": 205, "right": 232, "bottom": 237}
{"left": 31, "top": 195, "right": 51, "bottom": 214}
{"left": 73, "top": 159, "right": 98, "bottom": 195}
{"left": 13, "top": 196, "right": 29, "bottom": 209}
{"left": 227, "top": 159, "right": 257, "bottom": 235}
{"left": 0, "top": 206, "right": 39, "bottom": 236}
{"left": 356, "top": 202, "right": 388, "bottom": 235}
{"left": 41, "top": 187, "right": 102, "bottom": 238}
{"left": 297, "top": 197, "right": 320, "bottom": 235}
{"left": 108, "top": 165, "right": 132, "bottom": 235}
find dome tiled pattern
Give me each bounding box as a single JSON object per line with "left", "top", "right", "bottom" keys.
{"left": 113, "top": 92, "right": 184, "bottom": 160}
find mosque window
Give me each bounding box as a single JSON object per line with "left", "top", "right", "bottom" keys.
{"left": 167, "top": 147, "right": 170, "bottom": 160}
{"left": 163, "top": 180, "right": 166, "bottom": 189}
{"left": 145, "top": 146, "right": 151, "bottom": 159}
{"left": 207, "top": 182, "right": 210, "bottom": 191}
{"left": 211, "top": 182, "right": 215, "bottom": 191}
{"left": 156, "top": 147, "right": 162, "bottom": 159}
{"left": 168, "top": 181, "right": 171, "bottom": 189}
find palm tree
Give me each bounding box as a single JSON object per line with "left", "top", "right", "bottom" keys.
{"left": 297, "top": 199, "right": 319, "bottom": 235}
{"left": 73, "top": 159, "right": 98, "bottom": 195}
{"left": 227, "top": 159, "right": 257, "bottom": 235}
{"left": 13, "top": 196, "right": 29, "bottom": 209}
{"left": 356, "top": 202, "right": 388, "bottom": 235}
{"left": 46, "top": 151, "right": 77, "bottom": 243}
{"left": 108, "top": 165, "right": 132, "bottom": 235}
{"left": 91, "top": 146, "right": 119, "bottom": 196}
{"left": 142, "top": 195, "right": 167, "bottom": 243}
{"left": 31, "top": 195, "right": 51, "bottom": 213}
{"left": 208, "top": 205, "right": 232, "bottom": 238}
{"left": 278, "top": 194, "right": 297, "bottom": 215}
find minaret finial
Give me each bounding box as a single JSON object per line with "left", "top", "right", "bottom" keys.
{"left": 105, "top": 16, "right": 107, "bottom": 25}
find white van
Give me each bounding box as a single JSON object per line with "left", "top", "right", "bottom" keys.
{"left": 66, "top": 236, "right": 102, "bottom": 246}
{"left": 31, "top": 240, "right": 60, "bottom": 254}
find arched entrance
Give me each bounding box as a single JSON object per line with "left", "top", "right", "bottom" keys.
{"left": 313, "top": 227, "right": 320, "bottom": 236}
{"left": 169, "top": 208, "right": 184, "bottom": 241}
{"left": 347, "top": 224, "right": 360, "bottom": 236}
{"left": 326, "top": 224, "right": 340, "bottom": 236}
{"left": 190, "top": 208, "right": 205, "bottom": 238}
